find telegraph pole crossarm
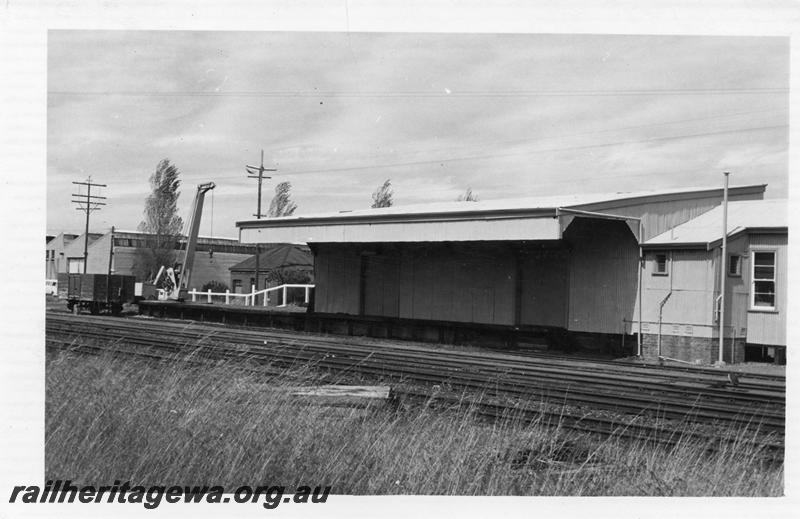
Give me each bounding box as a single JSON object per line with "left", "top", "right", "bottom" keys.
{"left": 71, "top": 177, "right": 107, "bottom": 273}
{"left": 246, "top": 149, "right": 277, "bottom": 219}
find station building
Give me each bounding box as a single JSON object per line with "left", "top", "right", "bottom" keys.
{"left": 49, "top": 229, "right": 258, "bottom": 290}
{"left": 236, "top": 184, "right": 785, "bottom": 362}
{"left": 228, "top": 243, "right": 313, "bottom": 294}
{"left": 641, "top": 199, "right": 787, "bottom": 363}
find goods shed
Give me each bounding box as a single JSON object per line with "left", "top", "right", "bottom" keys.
{"left": 229, "top": 243, "right": 314, "bottom": 293}
{"left": 236, "top": 185, "right": 765, "bottom": 352}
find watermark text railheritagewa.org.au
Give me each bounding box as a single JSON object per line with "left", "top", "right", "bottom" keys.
{"left": 9, "top": 480, "right": 331, "bottom": 510}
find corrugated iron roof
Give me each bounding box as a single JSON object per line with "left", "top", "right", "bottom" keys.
{"left": 113, "top": 229, "right": 240, "bottom": 243}
{"left": 229, "top": 244, "right": 313, "bottom": 272}
{"left": 644, "top": 199, "right": 787, "bottom": 247}
{"left": 237, "top": 184, "right": 766, "bottom": 226}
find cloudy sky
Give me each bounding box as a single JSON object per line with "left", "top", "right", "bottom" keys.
{"left": 47, "top": 31, "right": 788, "bottom": 238}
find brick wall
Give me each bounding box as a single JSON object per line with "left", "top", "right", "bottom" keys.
{"left": 642, "top": 333, "right": 745, "bottom": 364}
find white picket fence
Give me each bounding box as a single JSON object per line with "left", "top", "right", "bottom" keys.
{"left": 188, "top": 283, "right": 314, "bottom": 307}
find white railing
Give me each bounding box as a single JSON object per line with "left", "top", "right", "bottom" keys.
{"left": 188, "top": 284, "right": 314, "bottom": 307}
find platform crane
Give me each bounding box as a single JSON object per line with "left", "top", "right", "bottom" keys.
{"left": 153, "top": 181, "right": 216, "bottom": 301}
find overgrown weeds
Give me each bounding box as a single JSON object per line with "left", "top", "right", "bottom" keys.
{"left": 45, "top": 347, "right": 783, "bottom": 496}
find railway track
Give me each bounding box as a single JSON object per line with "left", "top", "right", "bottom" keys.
{"left": 45, "top": 313, "right": 785, "bottom": 455}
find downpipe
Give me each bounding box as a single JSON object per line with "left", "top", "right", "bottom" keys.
{"left": 657, "top": 291, "right": 672, "bottom": 358}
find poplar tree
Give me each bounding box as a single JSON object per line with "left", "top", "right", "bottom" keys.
{"left": 456, "top": 187, "right": 479, "bottom": 202}
{"left": 371, "top": 179, "right": 394, "bottom": 208}
{"left": 134, "top": 159, "right": 184, "bottom": 281}
{"left": 268, "top": 181, "right": 298, "bottom": 217}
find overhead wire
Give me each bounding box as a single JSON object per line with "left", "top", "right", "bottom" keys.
{"left": 282, "top": 124, "right": 787, "bottom": 176}
{"left": 282, "top": 107, "right": 787, "bottom": 166}
{"left": 49, "top": 87, "right": 788, "bottom": 98}
{"left": 177, "top": 110, "right": 786, "bottom": 181}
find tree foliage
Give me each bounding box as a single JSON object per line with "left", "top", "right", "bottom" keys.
{"left": 456, "top": 187, "right": 479, "bottom": 202}
{"left": 264, "top": 267, "right": 314, "bottom": 286}
{"left": 371, "top": 179, "right": 394, "bottom": 208}
{"left": 268, "top": 181, "right": 297, "bottom": 217}
{"left": 200, "top": 280, "right": 229, "bottom": 293}
{"left": 133, "top": 159, "right": 184, "bottom": 281}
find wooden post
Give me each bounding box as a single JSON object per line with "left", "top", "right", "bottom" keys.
{"left": 207, "top": 289, "right": 211, "bottom": 303}
{"left": 191, "top": 289, "right": 196, "bottom": 302}
{"left": 282, "top": 285, "right": 287, "bottom": 307}
{"left": 106, "top": 226, "right": 115, "bottom": 308}
{"left": 254, "top": 244, "right": 260, "bottom": 306}
{"left": 513, "top": 247, "right": 523, "bottom": 327}
{"left": 359, "top": 255, "right": 367, "bottom": 315}
{"left": 305, "top": 286, "right": 310, "bottom": 304}
{"left": 225, "top": 289, "right": 230, "bottom": 304}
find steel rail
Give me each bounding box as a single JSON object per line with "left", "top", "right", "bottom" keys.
{"left": 47, "top": 315, "right": 786, "bottom": 393}
{"left": 46, "top": 317, "right": 785, "bottom": 433}
{"left": 45, "top": 319, "right": 785, "bottom": 415}
{"left": 45, "top": 318, "right": 785, "bottom": 407}
{"left": 45, "top": 336, "right": 784, "bottom": 458}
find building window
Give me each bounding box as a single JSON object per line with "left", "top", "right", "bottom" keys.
{"left": 751, "top": 251, "right": 776, "bottom": 310}
{"left": 233, "top": 280, "right": 242, "bottom": 294}
{"left": 653, "top": 253, "right": 669, "bottom": 276}
{"left": 728, "top": 254, "right": 742, "bottom": 277}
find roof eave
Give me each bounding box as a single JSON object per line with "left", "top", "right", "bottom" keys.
{"left": 569, "top": 184, "right": 767, "bottom": 213}
{"left": 706, "top": 226, "right": 788, "bottom": 249}
{"left": 641, "top": 242, "right": 709, "bottom": 250}
{"left": 236, "top": 207, "right": 559, "bottom": 229}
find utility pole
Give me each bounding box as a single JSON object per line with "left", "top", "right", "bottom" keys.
{"left": 718, "top": 172, "right": 730, "bottom": 364}
{"left": 246, "top": 149, "right": 277, "bottom": 219}
{"left": 71, "top": 176, "right": 107, "bottom": 273}
{"left": 246, "top": 150, "right": 276, "bottom": 303}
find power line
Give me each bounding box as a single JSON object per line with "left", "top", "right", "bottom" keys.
{"left": 282, "top": 124, "right": 787, "bottom": 176}
{"left": 71, "top": 176, "right": 107, "bottom": 274}
{"left": 285, "top": 108, "right": 786, "bottom": 166}
{"left": 173, "top": 112, "right": 786, "bottom": 183}
{"left": 49, "top": 87, "right": 788, "bottom": 98}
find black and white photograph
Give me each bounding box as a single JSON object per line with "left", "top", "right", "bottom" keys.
{"left": 2, "top": 1, "right": 797, "bottom": 517}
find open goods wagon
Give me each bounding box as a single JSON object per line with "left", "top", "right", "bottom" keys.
{"left": 64, "top": 273, "right": 136, "bottom": 315}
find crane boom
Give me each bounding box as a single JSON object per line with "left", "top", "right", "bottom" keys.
{"left": 177, "top": 182, "right": 215, "bottom": 298}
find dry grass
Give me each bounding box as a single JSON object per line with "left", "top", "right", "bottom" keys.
{"left": 45, "top": 346, "right": 783, "bottom": 496}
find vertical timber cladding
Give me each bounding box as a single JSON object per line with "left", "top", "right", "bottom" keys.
{"left": 746, "top": 233, "right": 788, "bottom": 346}
{"left": 312, "top": 244, "right": 361, "bottom": 315}
{"left": 517, "top": 247, "right": 569, "bottom": 327}
{"left": 318, "top": 241, "right": 570, "bottom": 327}
{"left": 564, "top": 218, "right": 639, "bottom": 334}
{"left": 366, "top": 242, "right": 516, "bottom": 325}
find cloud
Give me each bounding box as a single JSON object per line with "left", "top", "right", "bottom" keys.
{"left": 47, "top": 32, "right": 789, "bottom": 236}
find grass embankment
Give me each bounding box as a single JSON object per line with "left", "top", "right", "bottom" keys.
{"left": 45, "top": 346, "right": 783, "bottom": 496}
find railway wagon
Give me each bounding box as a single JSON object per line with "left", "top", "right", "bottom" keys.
{"left": 65, "top": 273, "right": 136, "bottom": 315}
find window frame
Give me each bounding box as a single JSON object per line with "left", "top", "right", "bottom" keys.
{"left": 652, "top": 252, "right": 670, "bottom": 276}
{"left": 727, "top": 254, "right": 742, "bottom": 277}
{"left": 750, "top": 249, "right": 777, "bottom": 311}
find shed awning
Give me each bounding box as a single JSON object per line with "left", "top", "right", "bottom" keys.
{"left": 239, "top": 213, "right": 562, "bottom": 244}
{"left": 237, "top": 185, "right": 767, "bottom": 245}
